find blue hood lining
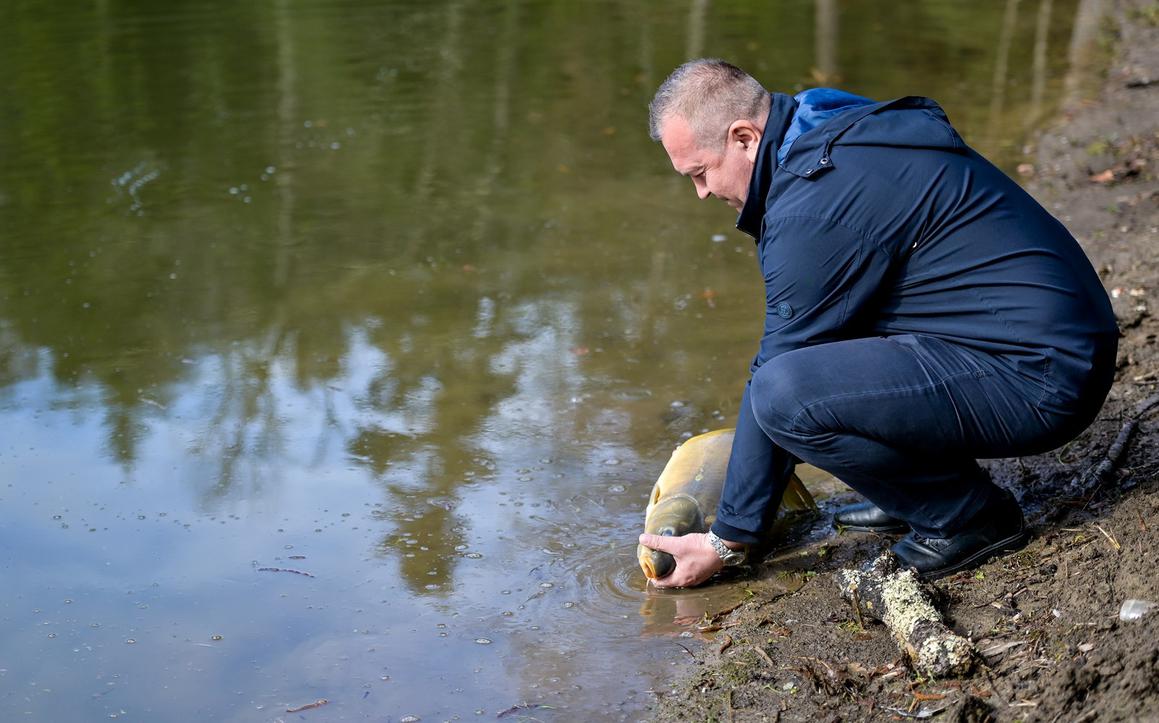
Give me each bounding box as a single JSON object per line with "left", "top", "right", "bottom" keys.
{"left": 776, "top": 88, "right": 876, "bottom": 164}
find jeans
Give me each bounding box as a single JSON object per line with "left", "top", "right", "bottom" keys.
{"left": 746, "top": 334, "right": 1115, "bottom": 537}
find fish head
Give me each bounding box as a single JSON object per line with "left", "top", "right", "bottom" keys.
{"left": 637, "top": 494, "right": 705, "bottom": 580}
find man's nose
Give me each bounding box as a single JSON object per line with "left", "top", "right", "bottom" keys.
{"left": 695, "top": 184, "right": 711, "bottom": 200}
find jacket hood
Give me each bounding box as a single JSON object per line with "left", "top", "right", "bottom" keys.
{"left": 737, "top": 89, "right": 965, "bottom": 237}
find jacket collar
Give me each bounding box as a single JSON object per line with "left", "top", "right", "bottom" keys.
{"left": 736, "top": 92, "right": 797, "bottom": 239}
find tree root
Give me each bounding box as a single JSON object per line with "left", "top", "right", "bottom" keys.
{"left": 838, "top": 553, "right": 975, "bottom": 679}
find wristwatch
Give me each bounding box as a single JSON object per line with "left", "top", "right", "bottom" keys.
{"left": 706, "top": 530, "right": 747, "bottom": 566}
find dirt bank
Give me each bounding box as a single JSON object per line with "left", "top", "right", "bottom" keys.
{"left": 651, "top": 1, "right": 1159, "bottom": 720}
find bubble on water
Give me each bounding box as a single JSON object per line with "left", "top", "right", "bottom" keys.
{"left": 330, "top": 142, "right": 341, "bottom": 150}
{"left": 265, "top": 166, "right": 276, "bottom": 175}
{"left": 607, "top": 484, "right": 626, "bottom": 494}
{"left": 563, "top": 602, "right": 575, "bottom": 609}
{"left": 400, "top": 716, "right": 420, "bottom": 723}
{"left": 464, "top": 552, "right": 483, "bottom": 559}
{"left": 52, "top": 515, "right": 61, "bottom": 520}
{"left": 125, "top": 639, "right": 136, "bottom": 644}
{"left": 502, "top": 611, "right": 514, "bottom": 617}
{"left": 604, "top": 458, "right": 621, "bottom": 466}
{"left": 211, "top": 635, "right": 223, "bottom": 641}
{"left": 229, "top": 187, "right": 239, "bottom": 195}
{"left": 474, "top": 638, "right": 492, "bottom": 645}
{"left": 454, "top": 544, "right": 468, "bottom": 552}
{"left": 47, "top": 633, "right": 56, "bottom": 638}
{"left": 539, "top": 582, "right": 553, "bottom": 589}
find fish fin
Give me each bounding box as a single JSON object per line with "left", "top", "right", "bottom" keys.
{"left": 781, "top": 472, "right": 818, "bottom": 511}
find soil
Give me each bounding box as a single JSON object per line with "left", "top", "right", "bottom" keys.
{"left": 650, "top": 2, "right": 1159, "bottom": 721}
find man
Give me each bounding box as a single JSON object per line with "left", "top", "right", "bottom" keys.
{"left": 638, "top": 59, "right": 1117, "bottom": 588}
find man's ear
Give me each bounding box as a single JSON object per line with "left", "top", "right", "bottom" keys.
{"left": 727, "top": 120, "right": 762, "bottom": 162}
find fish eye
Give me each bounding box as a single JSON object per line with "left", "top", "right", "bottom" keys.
{"left": 658, "top": 527, "right": 675, "bottom": 536}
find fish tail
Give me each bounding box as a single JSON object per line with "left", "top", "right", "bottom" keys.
{"left": 781, "top": 472, "right": 818, "bottom": 511}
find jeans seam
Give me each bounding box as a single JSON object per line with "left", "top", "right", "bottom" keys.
{"left": 787, "top": 369, "right": 982, "bottom": 436}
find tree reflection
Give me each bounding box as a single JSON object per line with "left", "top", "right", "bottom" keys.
{"left": 0, "top": 0, "right": 1089, "bottom": 608}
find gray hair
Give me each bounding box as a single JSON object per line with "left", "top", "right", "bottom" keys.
{"left": 648, "top": 59, "right": 769, "bottom": 148}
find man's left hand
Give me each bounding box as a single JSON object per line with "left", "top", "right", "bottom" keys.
{"left": 638, "top": 532, "right": 724, "bottom": 588}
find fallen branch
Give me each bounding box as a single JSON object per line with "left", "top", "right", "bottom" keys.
{"left": 1068, "top": 392, "right": 1159, "bottom": 503}
{"left": 838, "top": 553, "right": 975, "bottom": 678}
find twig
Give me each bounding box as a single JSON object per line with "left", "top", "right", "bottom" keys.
{"left": 851, "top": 585, "right": 867, "bottom": 631}
{"left": 1093, "top": 524, "right": 1121, "bottom": 551}
{"left": 752, "top": 645, "right": 776, "bottom": 667}
{"left": 257, "top": 567, "right": 315, "bottom": 578}
{"left": 1068, "top": 392, "right": 1159, "bottom": 507}
{"left": 719, "top": 634, "right": 734, "bottom": 654}
{"left": 286, "top": 699, "right": 328, "bottom": 713}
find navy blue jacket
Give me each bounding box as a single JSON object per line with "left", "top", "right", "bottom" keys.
{"left": 710, "top": 90, "right": 1118, "bottom": 543}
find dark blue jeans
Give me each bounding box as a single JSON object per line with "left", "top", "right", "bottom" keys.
{"left": 747, "top": 334, "right": 1115, "bottom": 537}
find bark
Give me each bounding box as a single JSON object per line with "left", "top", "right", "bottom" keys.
{"left": 838, "top": 553, "right": 975, "bottom": 678}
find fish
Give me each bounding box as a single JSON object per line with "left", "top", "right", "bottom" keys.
{"left": 636, "top": 428, "right": 817, "bottom": 580}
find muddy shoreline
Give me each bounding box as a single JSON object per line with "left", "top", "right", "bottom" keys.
{"left": 650, "top": 1, "right": 1159, "bottom": 720}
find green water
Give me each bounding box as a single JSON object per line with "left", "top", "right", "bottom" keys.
{"left": 0, "top": 0, "right": 1085, "bottom": 719}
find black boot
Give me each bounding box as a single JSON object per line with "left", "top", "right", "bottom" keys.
{"left": 833, "top": 501, "right": 909, "bottom": 533}
{"left": 891, "top": 490, "right": 1029, "bottom": 580}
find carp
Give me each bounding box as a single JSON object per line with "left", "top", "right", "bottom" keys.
{"left": 636, "top": 428, "right": 817, "bottom": 580}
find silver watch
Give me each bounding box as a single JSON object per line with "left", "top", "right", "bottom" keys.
{"left": 706, "top": 530, "right": 747, "bottom": 566}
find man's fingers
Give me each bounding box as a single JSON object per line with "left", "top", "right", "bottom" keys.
{"left": 639, "top": 533, "right": 681, "bottom": 553}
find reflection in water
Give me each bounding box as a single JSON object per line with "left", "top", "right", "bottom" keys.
{"left": 0, "top": 0, "right": 1087, "bottom": 719}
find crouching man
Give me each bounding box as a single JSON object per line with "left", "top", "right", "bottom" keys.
{"left": 639, "top": 59, "right": 1117, "bottom": 587}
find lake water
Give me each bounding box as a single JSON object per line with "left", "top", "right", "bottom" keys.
{"left": 0, "top": 0, "right": 1088, "bottom": 719}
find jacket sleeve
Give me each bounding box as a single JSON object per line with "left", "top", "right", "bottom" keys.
{"left": 711, "top": 215, "right": 895, "bottom": 543}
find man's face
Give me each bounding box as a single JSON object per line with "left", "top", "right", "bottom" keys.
{"left": 660, "top": 114, "right": 760, "bottom": 211}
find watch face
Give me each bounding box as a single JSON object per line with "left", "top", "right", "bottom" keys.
{"left": 723, "top": 550, "right": 745, "bottom": 566}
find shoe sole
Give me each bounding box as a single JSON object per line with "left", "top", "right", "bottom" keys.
{"left": 917, "top": 528, "right": 1032, "bottom": 580}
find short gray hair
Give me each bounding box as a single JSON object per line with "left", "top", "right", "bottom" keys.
{"left": 648, "top": 59, "right": 769, "bottom": 148}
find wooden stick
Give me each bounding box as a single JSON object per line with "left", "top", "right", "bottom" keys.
{"left": 838, "top": 553, "right": 975, "bottom": 678}
{"left": 1069, "top": 392, "right": 1159, "bottom": 504}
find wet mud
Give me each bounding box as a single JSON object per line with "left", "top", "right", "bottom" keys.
{"left": 652, "top": 1, "right": 1159, "bottom": 720}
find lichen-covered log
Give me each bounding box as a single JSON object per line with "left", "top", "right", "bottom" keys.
{"left": 838, "top": 552, "right": 975, "bottom": 678}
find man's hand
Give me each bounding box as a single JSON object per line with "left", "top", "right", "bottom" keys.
{"left": 638, "top": 532, "right": 725, "bottom": 588}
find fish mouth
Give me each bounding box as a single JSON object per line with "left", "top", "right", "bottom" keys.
{"left": 637, "top": 544, "right": 676, "bottom": 580}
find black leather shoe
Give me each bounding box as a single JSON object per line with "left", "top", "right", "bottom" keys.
{"left": 833, "top": 502, "right": 909, "bottom": 533}
{"left": 891, "top": 493, "right": 1030, "bottom": 580}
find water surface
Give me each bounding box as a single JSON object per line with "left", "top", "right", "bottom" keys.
{"left": 0, "top": 0, "right": 1086, "bottom": 719}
